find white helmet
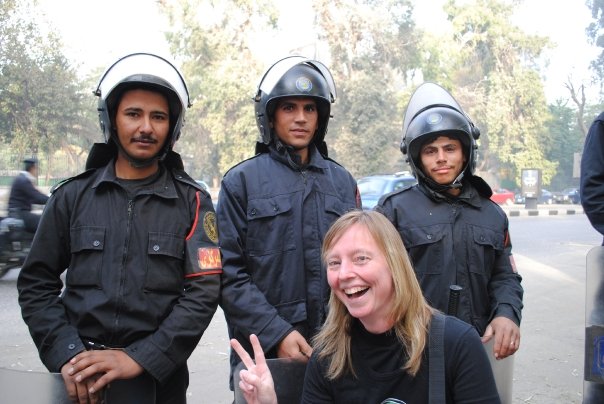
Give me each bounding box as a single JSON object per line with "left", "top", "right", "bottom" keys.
{"left": 94, "top": 52, "right": 191, "bottom": 163}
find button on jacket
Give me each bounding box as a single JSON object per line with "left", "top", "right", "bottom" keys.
{"left": 377, "top": 182, "right": 523, "bottom": 335}
{"left": 218, "top": 144, "right": 359, "bottom": 370}
{"left": 17, "top": 160, "right": 221, "bottom": 384}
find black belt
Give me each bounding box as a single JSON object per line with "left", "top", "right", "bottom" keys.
{"left": 83, "top": 339, "right": 124, "bottom": 351}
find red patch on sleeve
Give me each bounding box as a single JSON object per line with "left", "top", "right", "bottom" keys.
{"left": 197, "top": 247, "right": 222, "bottom": 271}
{"left": 509, "top": 255, "right": 518, "bottom": 273}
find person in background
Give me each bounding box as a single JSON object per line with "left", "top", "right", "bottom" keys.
{"left": 217, "top": 56, "right": 360, "bottom": 390}
{"left": 17, "top": 53, "right": 221, "bottom": 404}
{"left": 7, "top": 157, "right": 49, "bottom": 233}
{"left": 581, "top": 112, "right": 604, "bottom": 242}
{"left": 376, "top": 82, "right": 523, "bottom": 360}
{"left": 231, "top": 210, "right": 500, "bottom": 403}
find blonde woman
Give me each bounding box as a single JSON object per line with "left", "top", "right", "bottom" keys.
{"left": 232, "top": 210, "right": 499, "bottom": 403}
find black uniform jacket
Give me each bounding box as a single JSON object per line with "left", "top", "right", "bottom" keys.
{"left": 377, "top": 182, "right": 523, "bottom": 335}
{"left": 581, "top": 112, "right": 604, "bottom": 239}
{"left": 17, "top": 160, "right": 221, "bottom": 383}
{"left": 218, "top": 144, "right": 359, "bottom": 367}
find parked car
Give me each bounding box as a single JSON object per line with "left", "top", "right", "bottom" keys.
{"left": 357, "top": 172, "right": 417, "bottom": 210}
{"left": 515, "top": 189, "right": 553, "bottom": 205}
{"left": 540, "top": 189, "right": 554, "bottom": 204}
{"left": 490, "top": 188, "right": 515, "bottom": 205}
{"left": 553, "top": 188, "right": 580, "bottom": 204}
{"left": 196, "top": 180, "right": 210, "bottom": 192}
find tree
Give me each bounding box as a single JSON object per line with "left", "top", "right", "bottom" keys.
{"left": 313, "top": 0, "right": 421, "bottom": 178}
{"left": 429, "top": 0, "right": 556, "bottom": 187}
{"left": 586, "top": 0, "right": 604, "bottom": 98}
{"left": 158, "top": 0, "right": 278, "bottom": 185}
{"left": 545, "top": 101, "right": 584, "bottom": 189}
{"left": 0, "top": 0, "right": 95, "bottom": 180}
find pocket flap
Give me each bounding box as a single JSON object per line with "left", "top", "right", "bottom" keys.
{"left": 71, "top": 226, "right": 105, "bottom": 253}
{"left": 148, "top": 232, "right": 185, "bottom": 259}
{"left": 247, "top": 195, "right": 292, "bottom": 220}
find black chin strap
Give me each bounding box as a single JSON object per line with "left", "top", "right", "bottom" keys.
{"left": 412, "top": 159, "right": 468, "bottom": 194}
{"left": 274, "top": 139, "right": 304, "bottom": 170}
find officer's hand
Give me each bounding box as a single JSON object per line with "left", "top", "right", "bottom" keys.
{"left": 481, "top": 316, "right": 520, "bottom": 359}
{"left": 67, "top": 349, "right": 144, "bottom": 395}
{"left": 230, "top": 334, "right": 278, "bottom": 404}
{"left": 276, "top": 330, "right": 312, "bottom": 361}
{"left": 61, "top": 356, "right": 102, "bottom": 404}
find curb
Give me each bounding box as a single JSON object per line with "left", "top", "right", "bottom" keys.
{"left": 502, "top": 206, "right": 583, "bottom": 217}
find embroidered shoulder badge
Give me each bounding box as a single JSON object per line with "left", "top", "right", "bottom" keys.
{"left": 203, "top": 211, "right": 219, "bottom": 244}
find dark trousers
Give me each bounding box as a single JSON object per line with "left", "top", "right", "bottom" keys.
{"left": 103, "top": 365, "right": 189, "bottom": 404}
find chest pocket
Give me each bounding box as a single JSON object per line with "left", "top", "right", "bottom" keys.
{"left": 246, "top": 195, "right": 295, "bottom": 256}
{"left": 68, "top": 226, "right": 106, "bottom": 287}
{"left": 323, "top": 193, "right": 355, "bottom": 225}
{"left": 144, "top": 232, "right": 185, "bottom": 292}
{"left": 401, "top": 224, "right": 446, "bottom": 275}
{"left": 468, "top": 225, "right": 504, "bottom": 275}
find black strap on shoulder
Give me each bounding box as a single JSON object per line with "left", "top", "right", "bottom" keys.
{"left": 429, "top": 311, "right": 446, "bottom": 404}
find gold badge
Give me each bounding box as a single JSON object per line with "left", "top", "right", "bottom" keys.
{"left": 203, "top": 211, "right": 218, "bottom": 244}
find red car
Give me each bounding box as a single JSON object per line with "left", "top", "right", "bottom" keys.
{"left": 490, "top": 188, "right": 515, "bottom": 205}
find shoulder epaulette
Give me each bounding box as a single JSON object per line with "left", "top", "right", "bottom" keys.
{"left": 50, "top": 169, "right": 96, "bottom": 194}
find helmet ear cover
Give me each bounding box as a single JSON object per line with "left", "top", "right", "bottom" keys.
{"left": 105, "top": 80, "right": 183, "bottom": 142}
{"left": 403, "top": 105, "right": 478, "bottom": 178}
{"left": 94, "top": 53, "right": 190, "bottom": 156}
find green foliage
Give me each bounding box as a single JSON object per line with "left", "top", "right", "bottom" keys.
{"left": 159, "top": 0, "right": 278, "bottom": 183}
{"left": 586, "top": 0, "right": 604, "bottom": 96}
{"left": 423, "top": 0, "right": 556, "bottom": 187}
{"left": 546, "top": 101, "right": 585, "bottom": 189}
{"left": 313, "top": 0, "right": 419, "bottom": 177}
{"left": 0, "top": 0, "right": 598, "bottom": 190}
{"left": 0, "top": 0, "right": 95, "bottom": 179}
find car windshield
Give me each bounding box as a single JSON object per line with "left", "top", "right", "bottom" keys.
{"left": 357, "top": 178, "right": 387, "bottom": 195}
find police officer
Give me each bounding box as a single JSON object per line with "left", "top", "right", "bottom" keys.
{"left": 217, "top": 56, "right": 360, "bottom": 389}
{"left": 7, "top": 157, "right": 49, "bottom": 233}
{"left": 377, "top": 82, "right": 523, "bottom": 360}
{"left": 581, "top": 112, "right": 604, "bottom": 242}
{"left": 17, "top": 53, "right": 221, "bottom": 404}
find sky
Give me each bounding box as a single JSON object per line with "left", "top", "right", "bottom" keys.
{"left": 36, "top": 0, "right": 599, "bottom": 102}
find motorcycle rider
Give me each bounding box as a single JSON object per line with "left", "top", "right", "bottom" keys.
{"left": 7, "top": 157, "right": 49, "bottom": 234}
{"left": 217, "top": 56, "right": 360, "bottom": 391}
{"left": 376, "top": 82, "right": 523, "bottom": 361}
{"left": 17, "top": 52, "right": 221, "bottom": 404}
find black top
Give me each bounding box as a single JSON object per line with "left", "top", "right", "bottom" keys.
{"left": 17, "top": 161, "right": 221, "bottom": 384}
{"left": 581, "top": 112, "right": 604, "bottom": 240}
{"left": 302, "top": 316, "right": 500, "bottom": 403}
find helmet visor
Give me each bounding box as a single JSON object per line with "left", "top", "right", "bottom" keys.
{"left": 258, "top": 56, "right": 337, "bottom": 102}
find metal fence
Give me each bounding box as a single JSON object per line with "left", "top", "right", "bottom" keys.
{"left": 0, "top": 149, "right": 88, "bottom": 187}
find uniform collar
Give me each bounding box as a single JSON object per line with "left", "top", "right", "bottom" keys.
{"left": 92, "top": 160, "right": 178, "bottom": 199}
{"left": 419, "top": 180, "right": 483, "bottom": 208}
{"left": 268, "top": 142, "right": 330, "bottom": 170}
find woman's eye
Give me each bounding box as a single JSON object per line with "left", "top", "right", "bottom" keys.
{"left": 355, "top": 255, "right": 369, "bottom": 264}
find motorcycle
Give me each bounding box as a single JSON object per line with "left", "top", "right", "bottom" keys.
{"left": 0, "top": 215, "right": 34, "bottom": 278}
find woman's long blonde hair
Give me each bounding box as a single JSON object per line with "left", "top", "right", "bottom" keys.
{"left": 313, "top": 210, "right": 433, "bottom": 379}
